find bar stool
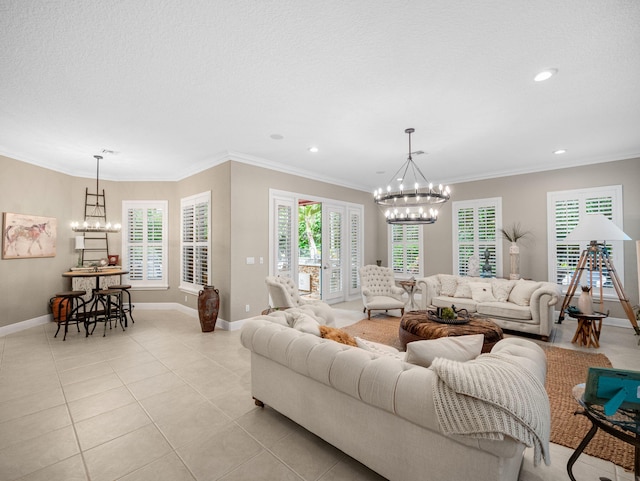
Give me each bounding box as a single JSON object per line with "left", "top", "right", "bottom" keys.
{"left": 89, "top": 289, "right": 126, "bottom": 337}
{"left": 110, "top": 284, "right": 134, "bottom": 326}
{"left": 51, "top": 290, "right": 87, "bottom": 341}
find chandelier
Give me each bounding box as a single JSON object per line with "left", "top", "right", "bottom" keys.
{"left": 71, "top": 155, "right": 121, "bottom": 233}
{"left": 374, "top": 128, "right": 451, "bottom": 224}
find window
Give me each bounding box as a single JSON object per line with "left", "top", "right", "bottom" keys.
{"left": 389, "top": 224, "right": 423, "bottom": 278}
{"left": 180, "top": 191, "right": 211, "bottom": 293}
{"left": 121, "top": 201, "right": 168, "bottom": 289}
{"left": 453, "top": 198, "right": 502, "bottom": 277}
{"left": 547, "top": 185, "right": 624, "bottom": 296}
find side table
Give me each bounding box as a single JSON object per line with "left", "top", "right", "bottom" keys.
{"left": 568, "top": 311, "right": 607, "bottom": 348}
{"left": 399, "top": 280, "right": 417, "bottom": 311}
{"left": 568, "top": 384, "right": 639, "bottom": 481}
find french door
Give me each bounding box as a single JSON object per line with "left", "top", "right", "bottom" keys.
{"left": 269, "top": 190, "right": 363, "bottom": 304}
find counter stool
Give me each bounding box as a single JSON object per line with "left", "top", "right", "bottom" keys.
{"left": 89, "top": 289, "right": 126, "bottom": 337}
{"left": 110, "top": 284, "right": 134, "bottom": 326}
{"left": 52, "top": 290, "right": 87, "bottom": 341}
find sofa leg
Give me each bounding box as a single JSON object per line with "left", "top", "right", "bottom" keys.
{"left": 540, "top": 335, "right": 549, "bottom": 342}
{"left": 401, "top": 308, "right": 404, "bottom": 316}
{"left": 367, "top": 310, "right": 371, "bottom": 320}
{"left": 253, "top": 397, "right": 264, "bottom": 408}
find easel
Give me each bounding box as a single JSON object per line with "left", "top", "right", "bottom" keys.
{"left": 558, "top": 241, "right": 640, "bottom": 337}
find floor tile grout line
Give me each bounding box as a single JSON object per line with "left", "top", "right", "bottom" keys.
{"left": 43, "top": 319, "right": 94, "bottom": 481}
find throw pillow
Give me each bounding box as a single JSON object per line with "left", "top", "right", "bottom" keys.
{"left": 439, "top": 274, "right": 458, "bottom": 297}
{"left": 453, "top": 278, "right": 472, "bottom": 298}
{"left": 508, "top": 280, "right": 542, "bottom": 306}
{"left": 405, "top": 334, "right": 484, "bottom": 368}
{"left": 319, "top": 325, "right": 358, "bottom": 347}
{"left": 356, "top": 337, "right": 405, "bottom": 360}
{"left": 287, "top": 311, "right": 321, "bottom": 336}
{"left": 469, "top": 282, "right": 497, "bottom": 303}
{"left": 491, "top": 279, "right": 516, "bottom": 302}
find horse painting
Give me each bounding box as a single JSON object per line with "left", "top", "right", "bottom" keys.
{"left": 2, "top": 213, "right": 57, "bottom": 259}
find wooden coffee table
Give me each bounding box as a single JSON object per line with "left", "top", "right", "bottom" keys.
{"left": 399, "top": 310, "right": 504, "bottom": 352}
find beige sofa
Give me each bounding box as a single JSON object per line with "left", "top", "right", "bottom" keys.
{"left": 416, "top": 274, "right": 560, "bottom": 341}
{"left": 240, "top": 316, "right": 549, "bottom": 481}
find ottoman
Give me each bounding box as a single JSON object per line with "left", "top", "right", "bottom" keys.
{"left": 399, "top": 310, "right": 504, "bottom": 352}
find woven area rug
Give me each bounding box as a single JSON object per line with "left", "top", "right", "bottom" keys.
{"left": 342, "top": 316, "right": 634, "bottom": 470}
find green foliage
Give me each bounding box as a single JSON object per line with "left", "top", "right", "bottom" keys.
{"left": 500, "top": 222, "right": 531, "bottom": 243}
{"left": 441, "top": 307, "right": 455, "bottom": 320}
{"left": 298, "top": 203, "right": 322, "bottom": 258}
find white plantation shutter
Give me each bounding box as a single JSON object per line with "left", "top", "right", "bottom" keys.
{"left": 453, "top": 198, "right": 502, "bottom": 277}
{"left": 180, "top": 191, "right": 211, "bottom": 292}
{"left": 121, "top": 201, "right": 167, "bottom": 288}
{"left": 275, "top": 198, "right": 294, "bottom": 277}
{"left": 349, "top": 208, "right": 363, "bottom": 294}
{"left": 329, "top": 210, "right": 343, "bottom": 293}
{"left": 548, "top": 186, "right": 623, "bottom": 295}
{"left": 389, "top": 224, "right": 423, "bottom": 278}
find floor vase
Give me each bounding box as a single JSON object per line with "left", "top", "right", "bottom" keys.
{"left": 509, "top": 243, "right": 520, "bottom": 280}
{"left": 198, "top": 285, "right": 220, "bottom": 332}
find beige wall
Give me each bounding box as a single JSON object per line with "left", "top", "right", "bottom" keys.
{"left": 1, "top": 153, "right": 638, "bottom": 329}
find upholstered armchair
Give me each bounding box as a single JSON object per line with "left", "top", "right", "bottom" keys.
{"left": 265, "top": 276, "right": 335, "bottom": 326}
{"left": 358, "top": 265, "right": 406, "bottom": 319}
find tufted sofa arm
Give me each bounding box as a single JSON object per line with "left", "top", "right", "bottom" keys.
{"left": 415, "top": 275, "right": 440, "bottom": 309}
{"left": 529, "top": 282, "right": 561, "bottom": 333}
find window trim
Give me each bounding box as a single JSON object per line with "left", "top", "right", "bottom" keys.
{"left": 388, "top": 224, "right": 424, "bottom": 279}
{"left": 121, "top": 200, "right": 169, "bottom": 290}
{"left": 179, "top": 191, "right": 211, "bottom": 295}
{"left": 547, "top": 185, "right": 624, "bottom": 298}
{"left": 452, "top": 197, "right": 502, "bottom": 277}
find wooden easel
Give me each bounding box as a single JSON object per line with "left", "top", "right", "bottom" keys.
{"left": 558, "top": 241, "right": 640, "bottom": 337}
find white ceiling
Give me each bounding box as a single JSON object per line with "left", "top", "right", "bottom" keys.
{"left": 1, "top": 1, "right": 639, "bottom": 192}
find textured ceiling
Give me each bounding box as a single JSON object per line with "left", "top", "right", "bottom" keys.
{"left": 1, "top": 1, "right": 639, "bottom": 191}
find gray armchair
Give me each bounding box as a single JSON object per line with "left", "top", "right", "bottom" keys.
{"left": 359, "top": 265, "right": 406, "bottom": 319}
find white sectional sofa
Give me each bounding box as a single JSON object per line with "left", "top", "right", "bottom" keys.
{"left": 416, "top": 274, "right": 561, "bottom": 341}
{"left": 240, "top": 315, "right": 549, "bottom": 481}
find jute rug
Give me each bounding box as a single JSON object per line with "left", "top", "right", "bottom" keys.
{"left": 342, "top": 316, "right": 634, "bottom": 471}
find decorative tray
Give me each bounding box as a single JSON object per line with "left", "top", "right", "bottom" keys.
{"left": 426, "top": 308, "right": 471, "bottom": 325}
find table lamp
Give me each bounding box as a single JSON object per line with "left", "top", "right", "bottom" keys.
{"left": 74, "top": 235, "right": 85, "bottom": 267}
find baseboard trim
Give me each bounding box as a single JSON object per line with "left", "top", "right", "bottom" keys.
{"left": 0, "top": 303, "right": 244, "bottom": 337}
{"left": 0, "top": 314, "right": 51, "bottom": 337}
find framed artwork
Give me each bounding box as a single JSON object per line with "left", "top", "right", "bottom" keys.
{"left": 2, "top": 212, "right": 57, "bottom": 259}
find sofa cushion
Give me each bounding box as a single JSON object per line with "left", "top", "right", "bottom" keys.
{"left": 405, "top": 334, "right": 484, "bottom": 368}
{"left": 477, "top": 302, "right": 534, "bottom": 321}
{"left": 454, "top": 278, "right": 473, "bottom": 298}
{"left": 433, "top": 296, "right": 477, "bottom": 313}
{"left": 508, "top": 280, "right": 542, "bottom": 306}
{"left": 439, "top": 274, "right": 458, "bottom": 297}
{"left": 491, "top": 279, "right": 516, "bottom": 302}
{"left": 469, "top": 282, "right": 497, "bottom": 303}
{"left": 356, "top": 337, "right": 406, "bottom": 360}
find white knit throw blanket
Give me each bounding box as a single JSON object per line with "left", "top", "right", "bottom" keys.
{"left": 431, "top": 353, "right": 551, "bottom": 466}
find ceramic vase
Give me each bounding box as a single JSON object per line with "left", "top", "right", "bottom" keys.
{"left": 198, "top": 285, "right": 220, "bottom": 332}
{"left": 509, "top": 242, "right": 520, "bottom": 280}
{"left": 578, "top": 286, "right": 593, "bottom": 315}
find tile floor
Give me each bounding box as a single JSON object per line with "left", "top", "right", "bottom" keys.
{"left": 0, "top": 304, "right": 638, "bottom": 481}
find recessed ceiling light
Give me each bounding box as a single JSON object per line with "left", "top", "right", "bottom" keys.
{"left": 270, "top": 134, "right": 284, "bottom": 140}
{"left": 308, "top": 146, "right": 319, "bottom": 153}
{"left": 553, "top": 149, "right": 567, "bottom": 155}
{"left": 534, "top": 68, "right": 558, "bottom": 82}
{"left": 376, "top": 171, "right": 385, "bottom": 175}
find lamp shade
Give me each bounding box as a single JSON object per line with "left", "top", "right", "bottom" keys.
{"left": 74, "top": 235, "right": 85, "bottom": 250}
{"left": 564, "top": 214, "right": 631, "bottom": 242}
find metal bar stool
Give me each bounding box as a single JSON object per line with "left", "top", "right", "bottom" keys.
{"left": 51, "top": 290, "right": 87, "bottom": 341}
{"left": 110, "top": 284, "right": 134, "bottom": 326}
{"left": 89, "top": 288, "right": 126, "bottom": 337}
